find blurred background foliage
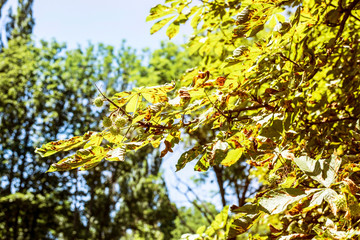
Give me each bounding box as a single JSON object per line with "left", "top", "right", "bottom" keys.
{"left": 0, "top": 0, "right": 258, "bottom": 239}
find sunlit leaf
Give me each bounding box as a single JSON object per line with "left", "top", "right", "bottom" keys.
{"left": 259, "top": 188, "right": 317, "bottom": 215}
{"left": 150, "top": 16, "right": 175, "bottom": 34}
{"left": 35, "top": 136, "right": 85, "bottom": 157}
{"left": 166, "top": 22, "right": 180, "bottom": 39}
{"left": 105, "top": 146, "right": 126, "bottom": 162}
{"left": 47, "top": 146, "right": 108, "bottom": 172}
{"left": 293, "top": 154, "right": 341, "bottom": 188}
{"left": 146, "top": 4, "right": 174, "bottom": 22}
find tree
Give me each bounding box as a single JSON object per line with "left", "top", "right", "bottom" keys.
{"left": 0, "top": 0, "right": 34, "bottom": 49}
{"left": 36, "top": 0, "right": 360, "bottom": 239}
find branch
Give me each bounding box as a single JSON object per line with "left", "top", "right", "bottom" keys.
{"left": 213, "top": 165, "right": 227, "bottom": 207}
{"left": 94, "top": 83, "right": 132, "bottom": 120}
{"left": 239, "top": 166, "right": 252, "bottom": 207}
{"left": 137, "top": 121, "right": 172, "bottom": 130}
{"left": 204, "top": 90, "right": 230, "bottom": 120}
{"left": 173, "top": 173, "right": 216, "bottom": 223}
{"left": 278, "top": 53, "right": 304, "bottom": 70}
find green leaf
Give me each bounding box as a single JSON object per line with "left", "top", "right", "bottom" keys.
{"left": 176, "top": 145, "right": 204, "bottom": 171}
{"left": 139, "top": 82, "right": 175, "bottom": 104}
{"left": 228, "top": 204, "right": 261, "bottom": 238}
{"left": 131, "top": 114, "right": 145, "bottom": 124}
{"left": 247, "top": 24, "right": 264, "bottom": 37}
{"left": 191, "top": 9, "right": 202, "bottom": 30}
{"left": 194, "top": 153, "right": 210, "bottom": 172}
{"left": 84, "top": 133, "right": 104, "bottom": 149}
{"left": 276, "top": 13, "right": 285, "bottom": 23}
{"left": 269, "top": 15, "right": 277, "bottom": 28}
{"left": 303, "top": 188, "right": 336, "bottom": 212}
{"left": 259, "top": 119, "right": 283, "bottom": 140}
{"left": 166, "top": 22, "right": 180, "bottom": 39}
{"left": 196, "top": 225, "right": 206, "bottom": 235}
{"left": 150, "top": 16, "right": 175, "bottom": 35}
{"left": 104, "top": 132, "right": 126, "bottom": 144}
{"left": 205, "top": 205, "right": 229, "bottom": 236}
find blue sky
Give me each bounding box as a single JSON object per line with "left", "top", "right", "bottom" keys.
{"left": 33, "top": 0, "right": 191, "bottom": 50}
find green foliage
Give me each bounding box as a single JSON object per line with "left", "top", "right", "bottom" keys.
{"left": 0, "top": 0, "right": 34, "bottom": 49}
{"left": 36, "top": 0, "right": 360, "bottom": 239}
{"left": 171, "top": 202, "right": 218, "bottom": 240}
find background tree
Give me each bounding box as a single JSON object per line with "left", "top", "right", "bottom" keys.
{"left": 0, "top": 0, "right": 34, "bottom": 49}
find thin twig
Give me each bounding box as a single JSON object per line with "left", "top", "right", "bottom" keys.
{"left": 278, "top": 52, "right": 304, "bottom": 70}
{"left": 174, "top": 173, "right": 216, "bottom": 221}
{"left": 94, "top": 83, "right": 132, "bottom": 120}
{"left": 204, "top": 90, "right": 230, "bottom": 120}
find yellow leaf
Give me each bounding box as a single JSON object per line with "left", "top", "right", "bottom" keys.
{"left": 276, "top": 13, "right": 285, "bottom": 23}
{"left": 126, "top": 94, "right": 142, "bottom": 113}
{"left": 221, "top": 148, "right": 243, "bottom": 166}
{"left": 166, "top": 22, "right": 180, "bottom": 39}
{"left": 150, "top": 16, "right": 175, "bottom": 34}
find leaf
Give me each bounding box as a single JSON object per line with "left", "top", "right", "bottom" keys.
{"left": 79, "top": 161, "right": 102, "bottom": 171}
{"left": 131, "top": 114, "right": 146, "bottom": 124}
{"left": 194, "top": 153, "right": 210, "bottom": 172}
{"left": 196, "top": 225, "right": 206, "bottom": 235}
{"left": 269, "top": 15, "right": 277, "bottom": 28}
{"left": 176, "top": 145, "right": 204, "bottom": 171}
{"left": 259, "top": 188, "right": 315, "bottom": 215}
{"left": 205, "top": 205, "right": 229, "bottom": 236}
{"left": 166, "top": 22, "right": 180, "bottom": 39}
{"left": 293, "top": 154, "right": 341, "bottom": 188}
{"left": 35, "top": 136, "right": 85, "bottom": 157}
{"left": 276, "top": 13, "right": 285, "bottom": 23}
{"left": 126, "top": 94, "right": 142, "bottom": 113}
{"left": 139, "top": 82, "right": 175, "bottom": 104}
{"left": 146, "top": 4, "right": 174, "bottom": 22}
{"left": 259, "top": 119, "right": 283, "bottom": 140}
{"left": 221, "top": 148, "right": 243, "bottom": 167}
{"left": 303, "top": 188, "right": 336, "bottom": 213}
{"left": 247, "top": 24, "right": 264, "bottom": 37}
{"left": 105, "top": 146, "right": 125, "bottom": 162}
{"left": 150, "top": 16, "right": 175, "bottom": 34}
{"left": 47, "top": 146, "right": 108, "bottom": 172}
{"left": 84, "top": 133, "right": 104, "bottom": 149}
{"left": 190, "top": 9, "right": 202, "bottom": 29}
{"left": 160, "top": 140, "right": 173, "bottom": 157}
{"left": 227, "top": 204, "right": 261, "bottom": 238}
{"left": 104, "top": 132, "right": 125, "bottom": 144}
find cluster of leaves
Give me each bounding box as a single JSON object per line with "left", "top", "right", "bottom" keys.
{"left": 36, "top": 0, "right": 360, "bottom": 239}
